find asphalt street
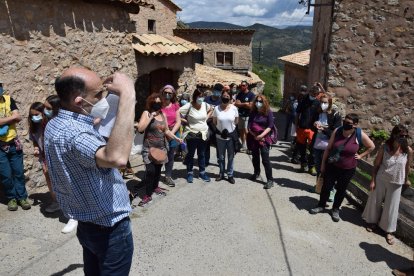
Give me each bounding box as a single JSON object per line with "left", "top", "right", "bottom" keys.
{"left": 0, "top": 142, "right": 412, "bottom": 275}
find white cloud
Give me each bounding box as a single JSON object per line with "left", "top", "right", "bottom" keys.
{"left": 233, "top": 4, "right": 268, "bottom": 17}
{"left": 173, "top": 0, "right": 314, "bottom": 27}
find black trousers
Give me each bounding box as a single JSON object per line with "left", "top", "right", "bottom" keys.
{"left": 252, "top": 145, "right": 273, "bottom": 181}
{"left": 318, "top": 163, "right": 356, "bottom": 210}
{"left": 144, "top": 163, "right": 162, "bottom": 197}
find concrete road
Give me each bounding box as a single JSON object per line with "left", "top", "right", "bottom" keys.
{"left": 0, "top": 142, "right": 412, "bottom": 275}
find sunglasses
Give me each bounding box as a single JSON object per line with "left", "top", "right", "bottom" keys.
{"left": 256, "top": 100, "right": 263, "bottom": 103}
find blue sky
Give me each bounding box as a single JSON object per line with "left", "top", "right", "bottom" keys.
{"left": 173, "top": 0, "right": 314, "bottom": 27}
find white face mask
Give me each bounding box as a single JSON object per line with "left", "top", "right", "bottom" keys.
{"left": 81, "top": 97, "right": 110, "bottom": 119}
{"left": 255, "top": 102, "right": 263, "bottom": 109}
{"left": 196, "top": 97, "right": 205, "bottom": 104}
{"left": 321, "top": 103, "right": 329, "bottom": 111}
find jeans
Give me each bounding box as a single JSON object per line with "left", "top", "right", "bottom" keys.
{"left": 318, "top": 163, "right": 356, "bottom": 210}
{"left": 0, "top": 144, "right": 27, "bottom": 200}
{"left": 185, "top": 137, "right": 207, "bottom": 174}
{"left": 144, "top": 163, "right": 162, "bottom": 196}
{"left": 216, "top": 138, "right": 235, "bottom": 177}
{"left": 164, "top": 146, "right": 176, "bottom": 178}
{"left": 251, "top": 145, "right": 273, "bottom": 181}
{"left": 77, "top": 217, "right": 133, "bottom": 276}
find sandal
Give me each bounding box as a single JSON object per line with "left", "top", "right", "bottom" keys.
{"left": 386, "top": 234, "right": 395, "bottom": 245}
{"left": 365, "top": 224, "right": 376, "bottom": 232}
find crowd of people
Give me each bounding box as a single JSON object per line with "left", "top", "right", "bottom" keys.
{"left": 0, "top": 69, "right": 412, "bottom": 275}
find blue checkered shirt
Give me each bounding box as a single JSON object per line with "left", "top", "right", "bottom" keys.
{"left": 44, "top": 109, "right": 131, "bottom": 226}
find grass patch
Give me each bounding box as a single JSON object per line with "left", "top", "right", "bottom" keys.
{"left": 356, "top": 168, "right": 371, "bottom": 180}
{"left": 252, "top": 63, "right": 282, "bottom": 107}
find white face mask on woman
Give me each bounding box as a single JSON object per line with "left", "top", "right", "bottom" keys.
{"left": 321, "top": 103, "right": 329, "bottom": 111}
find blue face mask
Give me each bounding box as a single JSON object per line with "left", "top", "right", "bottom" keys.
{"left": 180, "top": 99, "right": 188, "bottom": 106}
{"left": 196, "top": 97, "right": 205, "bottom": 104}
{"left": 44, "top": 109, "right": 53, "bottom": 118}
{"left": 31, "top": 114, "right": 43, "bottom": 123}
{"left": 213, "top": 90, "right": 221, "bottom": 97}
{"left": 0, "top": 87, "right": 4, "bottom": 96}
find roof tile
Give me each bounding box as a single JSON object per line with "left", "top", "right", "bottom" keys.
{"left": 278, "top": 49, "right": 310, "bottom": 67}
{"left": 132, "top": 34, "right": 201, "bottom": 56}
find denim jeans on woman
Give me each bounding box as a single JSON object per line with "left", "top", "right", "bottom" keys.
{"left": 76, "top": 217, "right": 134, "bottom": 276}
{"left": 185, "top": 137, "right": 207, "bottom": 174}
{"left": 216, "top": 137, "right": 235, "bottom": 177}
{"left": 252, "top": 145, "right": 273, "bottom": 181}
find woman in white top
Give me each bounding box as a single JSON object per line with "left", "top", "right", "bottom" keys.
{"left": 213, "top": 89, "right": 239, "bottom": 184}
{"left": 362, "top": 124, "right": 413, "bottom": 245}
{"left": 179, "top": 89, "right": 213, "bottom": 183}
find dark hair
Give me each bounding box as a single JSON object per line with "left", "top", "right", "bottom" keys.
{"left": 345, "top": 113, "right": 359, "bottom": 124}
{"left": 28, "top": 102, "right": 45, "bottom": 135}
{"left": 54, "top": 76, "right": 86, "bottom": 106}
{"left": 221, "top": 90, "right": 231, "bottom": 98}
{"left": 386, "top": 124, "right": 409, "bottom": 154}
{"left": 192, "top": 88, "right": 204, "bottom": 103}
{"left": 45, "top": 95, "right": 60, "bottom": 117}
{"left": 229, "top": 83, "right": 237, "bottom": 88}
{"left": 145, "top": 92, "right": 162, "bottom": 112}
{"left": 251, "top": 94, "right": 270, "bottom": 116}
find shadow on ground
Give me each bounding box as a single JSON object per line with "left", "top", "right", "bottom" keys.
{"left": 360, "top": 242, "right": 412, "bottom": 270}
{"left": 289, "top": 195, "right": 319, "bottom": 211}
{"left": 29, "top": 192, "right": 68, "bottom": 223}
{"left": 275, "top": 177, "right": 314, "bottom": 192}
{"left": 340, "top": 205, "right": 365, "bottom": 227}
{"left": 50, "top": 263, "right": 84, "bottom": 276}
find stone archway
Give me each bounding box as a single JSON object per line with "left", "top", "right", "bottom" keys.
{"left": 149, "top": 68, "right": 176, "bottom": 94}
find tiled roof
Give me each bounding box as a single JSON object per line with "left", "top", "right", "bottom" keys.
{"left": 195, "top": 63, "right": 263, "bottom": 88}
{"left": 108, "top": 0, "right": 154, "bottom": 9}
{"left": 174, "top": 28, "right": 255, "bottom": 34}
{"left": 163, "top": 0, "right": 181, "bottom": 11}
{"left": 278, "top": 49, "right": 310, "bottom": 67}
{"left": 132, "top": 34, "right": 201, "bottom": 56}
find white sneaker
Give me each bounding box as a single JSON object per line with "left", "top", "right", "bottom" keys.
{"left": 61, "top": 219, "right": 78, "bottom": 234}
{"left": 45, "top": 201, "right": 60, "bottom": 213}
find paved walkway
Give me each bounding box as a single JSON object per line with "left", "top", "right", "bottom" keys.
{"left": 0, "top": 142, "right": 412, "bottom": 275}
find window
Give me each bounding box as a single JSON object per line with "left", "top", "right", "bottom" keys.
{"left": 216, "top": 52, "right": 234, "bottom": 66}
{"left": 148, "top": 20, "right": 156, "bottom": 34}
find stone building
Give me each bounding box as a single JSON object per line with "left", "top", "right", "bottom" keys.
{"left": 308, "top": 0, "right": 414, "bottom": 131}
{"left": 174, "top": 28, "right": 255, "bottom": 75}
{"left": 0, "top": 0, "right": 261, "bottom": 188}
{"left": 278, "top": 49, "right": 310, "bottom": 98}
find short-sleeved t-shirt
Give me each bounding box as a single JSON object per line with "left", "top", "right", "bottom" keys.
{"left": 236, "top": 91, "right": 255, "bottom": 117}
{"left": 161, "top": 102, "right": 180, "bottom": 129}
{"left": 179, "top": 102, "right": 211, "bottom": 140}
{"left": 213, "top": 104, "right": 239, "bottom": 140}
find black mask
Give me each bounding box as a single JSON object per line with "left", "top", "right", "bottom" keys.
{"left": 343, "top": 123, "right": 353, "bottom": 130}
{"left": 151, "top": 102, "right": 162, "bottom": 111}
{"left": 221, "top": 97, "right": 230, "bottom": 104}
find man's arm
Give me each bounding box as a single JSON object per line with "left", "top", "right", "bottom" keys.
{"left": 0, "top": 108, "right": 22, "bottom": 126}
{"left": 95, "top": 73, "right": 136, "bottom": 168}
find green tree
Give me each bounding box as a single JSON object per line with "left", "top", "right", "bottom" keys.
{"left": 253, "top": 63, "right": 282, "bottom": 107}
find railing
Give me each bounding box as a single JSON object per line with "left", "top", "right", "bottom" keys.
{"left": 347, "top": 160, "right": 414, "bottom": 245}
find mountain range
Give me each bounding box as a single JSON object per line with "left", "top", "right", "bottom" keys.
{"left": 186, "top": 21, "right": 312, "bottom": 68}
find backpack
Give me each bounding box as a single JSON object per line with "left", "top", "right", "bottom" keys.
{"left": 336, "top": 126, "right": 362, "bottom": 146}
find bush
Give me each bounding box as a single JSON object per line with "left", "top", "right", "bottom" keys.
{"left": 370, "top": 129, "right": 390, "bottom": 141}
{"left": 252, "top": 63, "right": 282, "bottom": 107}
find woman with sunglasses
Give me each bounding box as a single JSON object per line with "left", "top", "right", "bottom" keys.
{"left": 213, "top": 88, "right": 239, "bottom": 184}
{"left": 310, "top": 113, "right": 375, "bottom": 222}
{"left": 160, "top": 85, "right": 181, "bottom": 187}
{"left": 362, "top": 125, "right": 413, "bottom": 245}
{"left": 247, "top": 95, "right": 275, "bottom": 189}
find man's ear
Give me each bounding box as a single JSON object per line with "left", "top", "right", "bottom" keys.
{"left": 74, "top": 96, "right": 83, "bottom": 106}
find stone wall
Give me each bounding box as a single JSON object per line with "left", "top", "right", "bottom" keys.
{"left": 283, "top": 63, "right": 308, "bottom": 98}
{"left": 0, "top": 0, "right": 139, "bottom": 189}
{"left": 175, "top": 31, "right": 253, "bottom": 71}
{"left": 326, "top": 0, "right": 414, "bottom": 132}
{"left": 131, "top": 0, "right": 177, "bottom": 35}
